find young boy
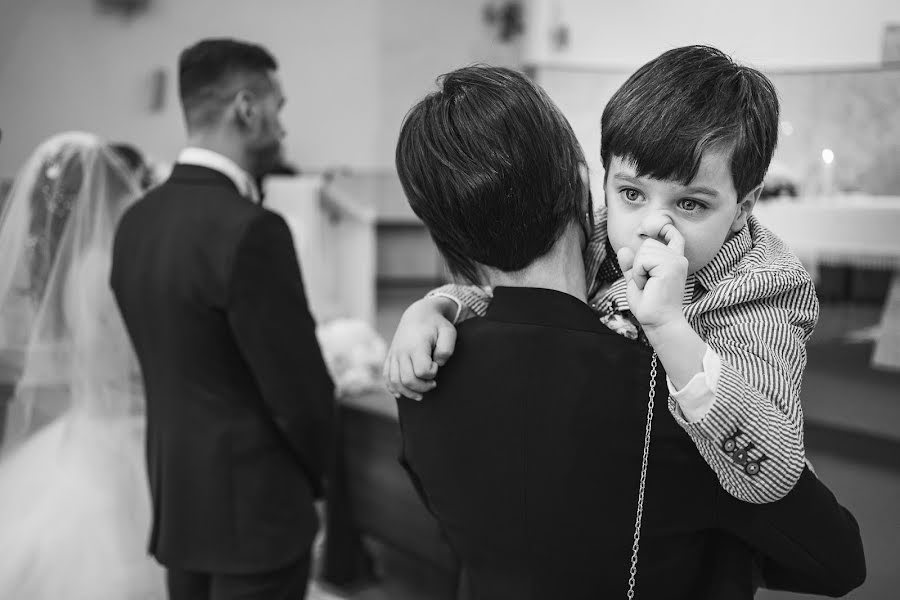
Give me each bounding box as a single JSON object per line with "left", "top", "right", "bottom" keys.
{"left": 385, "top": 45, "right": 817, "bottom": 504}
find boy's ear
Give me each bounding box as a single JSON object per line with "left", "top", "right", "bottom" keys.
{"left": 731, "top": 183, "right": 763, "bottom": 233}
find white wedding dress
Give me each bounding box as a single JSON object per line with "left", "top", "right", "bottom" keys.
{"left": 0, "top": 412, "right": 164, "bottom": 599}
{"left": 0, "top": 134, "right": 165, "bottom": 600}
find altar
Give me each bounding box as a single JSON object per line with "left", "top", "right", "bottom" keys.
{"left": 753, "top": 195, "right": 900, "bottom": 371}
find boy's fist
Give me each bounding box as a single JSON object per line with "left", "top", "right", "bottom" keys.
{"left": 383, "top": 297, "right": 458, "bottom": 400}
{"left": 617, "top": 215, "right": 688, "bottom": 331}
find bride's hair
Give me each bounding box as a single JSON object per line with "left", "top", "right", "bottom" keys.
{"left": 0, "top": 132, "right": 143, "bottom": 452}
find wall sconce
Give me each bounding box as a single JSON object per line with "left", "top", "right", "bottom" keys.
{"left": 549, "top": 1, "right": 569, "bottom": 51}
{"left": 95, "top": 0, "right": 150, "bottom": 19}
{"left": 483, "top": 1, "right": 524, "bottom": 43}
{"left": 148, "top": 67, "right": 167, "bottom": 113}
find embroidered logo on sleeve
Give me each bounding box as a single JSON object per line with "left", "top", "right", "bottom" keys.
{"left": 721, "top": 428, "right": 768, "bottom": 476}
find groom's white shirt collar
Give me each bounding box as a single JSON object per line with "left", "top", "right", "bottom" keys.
{"left": 177, "top": 147, "right": 260, "bottom": 203}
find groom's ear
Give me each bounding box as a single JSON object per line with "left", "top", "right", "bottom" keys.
{"left": 233, "top": 90, "right": 255, "bottom": 127}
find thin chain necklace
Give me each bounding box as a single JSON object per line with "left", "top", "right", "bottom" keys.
{"left": 626, "top": 352, "right": 657, "bottom": 599}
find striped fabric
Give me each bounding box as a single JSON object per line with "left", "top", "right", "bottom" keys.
{"left": 428, "top": 207, "right": 818, "bottom": 504}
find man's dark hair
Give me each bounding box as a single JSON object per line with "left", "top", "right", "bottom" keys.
{"left": 396, "top": 65, "right": 588, "bottom": 284}
{"left": 600, "top": 45, "right": 779, "bottom": 201}
{"left": 108, "top": 143, "right": 145, "bottom": 172}
{"left": 178, "top": 38, "right": 278, "bottom": 131}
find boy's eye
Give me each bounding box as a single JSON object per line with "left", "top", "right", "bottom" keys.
{"left": 679, "top": 198, "right": 703, "bottom": 212}
{"left": 621, "top": 188, "right": 643, "bottom": 203}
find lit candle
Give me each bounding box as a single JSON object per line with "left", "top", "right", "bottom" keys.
{"left": 821, "top": 148, "right": 835, "bottom": 196}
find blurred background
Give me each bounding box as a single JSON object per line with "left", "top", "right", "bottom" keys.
{"left": 0, "top": 1, "right": 898, "bottom": 598}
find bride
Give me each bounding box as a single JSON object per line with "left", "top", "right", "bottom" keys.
{"left": 0, "top": 132, "right": 165, "bottom": 599}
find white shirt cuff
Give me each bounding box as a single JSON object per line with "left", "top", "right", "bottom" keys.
{"left": 667, "top": 344, "right": 721, "bottom": 423}
{"left": 425, "top": 291, "right": 463, "bottom": 324}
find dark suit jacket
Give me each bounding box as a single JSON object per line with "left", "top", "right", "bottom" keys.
{"left": 398, "top": 287, "right": 864, "bottom": 599}
{"left": 111, "top": 164, "right": 335, "bottom": 574}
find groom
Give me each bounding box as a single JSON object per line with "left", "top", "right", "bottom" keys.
{"left": 111, "top": 38, "right": 334, "bottom": 599}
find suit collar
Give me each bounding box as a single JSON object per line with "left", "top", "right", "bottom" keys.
{"left": 486, "top": 286, "right": 610, "bottom": 335}
{"left": 175, "top": 147, "right": 260, "bottom": 202}
{"left": 166, "top": 163, "right": 246, "bottom": 195}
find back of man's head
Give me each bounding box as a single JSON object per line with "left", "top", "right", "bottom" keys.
{"left": 178, "top": 38, "right": 278, "bottom": 134}
{"left": 396, "top": 65, "right": 587, "bottom": 284}
{"left": 600, "top": 45, "right": 779, "bottom": 201}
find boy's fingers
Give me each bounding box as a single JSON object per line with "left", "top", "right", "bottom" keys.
{"left": 385, "top": 357, "right": 401, "bottom": 398}
{"left": 387, "top": 357, "right": 422, "bottom": 400}
{"left": 626, "top": 278, "right": 641, "bottom": 299}
{"left": 631, "top": 248, "right": 651, "bottom": 290}
{"left": 637, "top": 213, "right": 674, "bottom": 243}
{"left": 433, "top": 325, "right": 458, "bottom": 366}
{"left": 660, "top": 223, "right": 685, "bottom": 255}
{"left": 616, "top": 246, "right": 635, "bottom": 273}
{"left": 398, "top": 356, "right": 432, "bottom": 397}
{"left": 382, "top": 353, "right": 392, "bottom": 383}
{"left": 411, "top": 344, "right": 438, "bottom": 380}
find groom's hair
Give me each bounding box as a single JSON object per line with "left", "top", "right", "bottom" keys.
{"left": 396, "top": 65, "right": 587, "bottom": 285}
{"left": 178, "top": 38, "right": 278, "bottom": 132}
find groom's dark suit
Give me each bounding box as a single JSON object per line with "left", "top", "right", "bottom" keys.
{"left": 111, "top": 164, "right": 334, "bottom": 593}
{"left": 399, "top": 287, "right": 865, "bottom": 599}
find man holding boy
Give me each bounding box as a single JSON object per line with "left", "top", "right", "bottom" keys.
{"left": 394, "top": 64, "right": 863, "bottom": 599}
{"left": 387, "top": 45, "right": 815, "bottom": 505}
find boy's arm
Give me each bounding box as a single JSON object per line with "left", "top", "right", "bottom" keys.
{"left": 385, "top": 203, "right": 609, "bottom": 400}
{"left": 426, "top": 283, "right": 493, "bottom": 321}
{"left": 383, "top": 284, "right": 492, "bottom": 399}
{"left": 672, "top": 276, "right": 818, "bottom": 504}
{"left": 619, "top": 220, "right": 814, "bottom": 503}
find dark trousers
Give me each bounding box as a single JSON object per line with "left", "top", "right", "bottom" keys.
{"left": 166, "top": 552, "right": 311, "bottom": 600}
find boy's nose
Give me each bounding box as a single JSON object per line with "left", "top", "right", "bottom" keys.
{"left": 637, "top": 213, "right": 675, "bottom": 242}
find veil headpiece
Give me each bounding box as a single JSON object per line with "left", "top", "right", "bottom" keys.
{"left": 0, "top": 132, "right": 143, "bottom": 450}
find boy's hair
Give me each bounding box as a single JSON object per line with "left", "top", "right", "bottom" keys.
{"left": 178, "top": 38, "right": 278, "bottom": 132}
{"left": 396, "top": 65, "right": 588, "bottom": 284}
{"left": 600, "top": 45, "right": 779, "bottom": 201}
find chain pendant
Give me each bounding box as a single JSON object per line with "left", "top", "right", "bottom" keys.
{"left": 626, "top": 353, "right": 657, "bottom": 599}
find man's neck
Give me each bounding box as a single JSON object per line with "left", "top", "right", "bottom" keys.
{"left": 186, "top": 133, "right": 253, "bottom": 176}
{"left": 484, "top": 224, "right": 587, "bottom": 302}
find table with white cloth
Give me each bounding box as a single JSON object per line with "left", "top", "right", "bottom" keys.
{"left": 753, "top": 195, "right": 900, "bottom": 371}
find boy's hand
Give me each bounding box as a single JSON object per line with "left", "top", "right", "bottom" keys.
{"left": 616, "top": 215, "right": 689, "bottom": 331}
{"left": 383, "top": 296, "right": 458, "bottom": 400}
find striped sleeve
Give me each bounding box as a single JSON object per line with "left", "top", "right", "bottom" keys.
{"left": 670, "top": 273, "right": 818, "bottom": 503}
{"left": 425, "top": 284, "right": 493, "bottom": 321}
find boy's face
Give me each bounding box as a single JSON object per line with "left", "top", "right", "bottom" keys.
{"left": 604, "top": 148, "right": 759, "bottom": 275}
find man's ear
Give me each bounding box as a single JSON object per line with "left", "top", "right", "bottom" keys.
{"left": 578, "top": 163, "right": 591, "bottom": 214}
{"left": 731, "top": 183, "right": 762, "bottom": 233}
{"left": 233, "top": 90, "right": 255, "bottom": 127}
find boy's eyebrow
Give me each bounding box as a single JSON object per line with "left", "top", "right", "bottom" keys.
{"left": 682, "top": 185, "right": 720, "bottom": 197}
{"left": 612, "top": 173, "right": 641, "bottom": 184}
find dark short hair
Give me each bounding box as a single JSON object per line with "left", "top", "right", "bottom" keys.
{"left": 396, "top": 65, "right": 587, "bottom": 284}
{"left": 600, "top": 45, "right": 779, "bottom": 201}
{"left": 178, "top": 38, "right": 278, "bottom": 131}
{"left": 108, "top": 143, "right": 145, "bottom": 172}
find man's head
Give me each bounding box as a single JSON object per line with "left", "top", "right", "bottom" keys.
{"left": 396, "top": 65, "right": 589, "bottom": 285}
{"left": 178, "top": 38, "right": 285, "bottom": 177}
{"left": 600, "top": 45, "right": 779, "bottom": 274}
